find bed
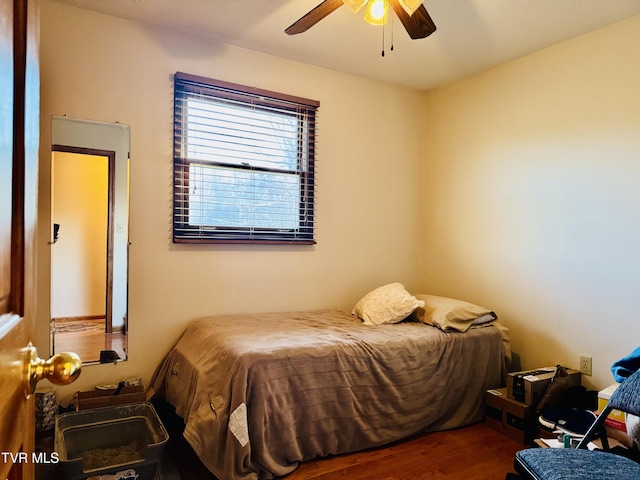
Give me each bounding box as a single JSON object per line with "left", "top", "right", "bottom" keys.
{"left": 150, "top": 292, "right": 509, "bottom": 480}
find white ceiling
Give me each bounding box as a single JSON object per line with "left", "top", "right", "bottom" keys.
{"left": 51, "top": 0, "right": 640, "bottom": 90}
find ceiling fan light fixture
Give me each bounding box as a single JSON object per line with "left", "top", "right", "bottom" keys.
{"left": 342, "top": 0, "right": 367, "bottom": 13}
{"left": 398, "top": 0, "right": 423, "bottom": 16}
{"left": 364, "top": 0, "right": 389, "bottom": 25}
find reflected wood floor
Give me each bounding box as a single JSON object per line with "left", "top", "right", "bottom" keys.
{"left": 54, "top": 325, "right": 126, "bottom": 363}
{"left": 154, "top": 399, "right": 523, "bottom": 480}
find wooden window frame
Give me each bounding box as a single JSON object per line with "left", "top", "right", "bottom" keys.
{"left": 173, "top": 72, "right": 319, "bottom": 245}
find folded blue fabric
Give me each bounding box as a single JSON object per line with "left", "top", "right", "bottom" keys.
{"left": 611, "top": 346, "right": 640, "bottom": 382}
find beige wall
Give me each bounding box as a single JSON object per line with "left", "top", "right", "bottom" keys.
{"left": 421, "top": 14, "right": 640, "bottom": 389}
{"left": 37, "top": 1, "right": 423, "bottom": 400}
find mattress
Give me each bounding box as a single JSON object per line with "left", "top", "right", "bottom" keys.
{"left": 150, "top": 309, "right": 507, "bottom": 480}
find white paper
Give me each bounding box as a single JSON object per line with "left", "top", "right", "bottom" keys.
{"left": 229, "top": 402, "right": 249, "bottom": 447}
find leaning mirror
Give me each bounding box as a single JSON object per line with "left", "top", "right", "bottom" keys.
{"left": 50, "top": 116, "right": 130, "bottom": 364}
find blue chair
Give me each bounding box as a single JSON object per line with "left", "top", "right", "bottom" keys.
{"left": 512, "top": 368, "right": 640, "bottom": 479}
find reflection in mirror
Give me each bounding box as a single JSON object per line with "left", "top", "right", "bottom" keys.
{"left": 50, "top": 117, "right": 130, "bottom": 364}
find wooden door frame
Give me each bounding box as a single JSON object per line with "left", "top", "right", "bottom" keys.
{"left": 10, "top": 0, "right": 26, "bottom": 318}
{"left": 1, "top": 1, "right": 39, "bottom": 479}
{"left": 51, "top": 145, "right": 116, "bottom": 334}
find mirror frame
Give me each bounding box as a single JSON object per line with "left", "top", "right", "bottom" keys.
{"left": 50, "top": 116, "right": 130, "bottom": 365}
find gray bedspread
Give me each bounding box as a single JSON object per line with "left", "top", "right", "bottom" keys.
{"left": 150, "top": 309, "right": 506, "bottom": 480}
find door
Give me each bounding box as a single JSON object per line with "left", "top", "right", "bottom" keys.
{"left": 0, "top": 0, "right": 39, "bottom": 478}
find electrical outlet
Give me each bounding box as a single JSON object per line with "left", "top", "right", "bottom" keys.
{"left": 580, "top": 355, "right": 592, "bottom": 376}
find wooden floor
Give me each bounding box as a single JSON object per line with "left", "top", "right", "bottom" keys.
{"left": 284, "top": 423, "right": 522, "bottom": 480}
{"left": 154, "top": 400, "right": 522, "bottom": 480}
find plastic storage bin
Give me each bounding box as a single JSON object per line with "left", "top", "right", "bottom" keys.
{"left": 54, "top": 402, "right": 169, "bottom": 480}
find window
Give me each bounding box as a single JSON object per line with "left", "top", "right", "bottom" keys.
{"left": 173, "top": 72, "right": 319, "bottom": 244}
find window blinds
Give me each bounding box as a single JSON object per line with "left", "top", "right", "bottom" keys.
{"left": 173, "top": 72, "right": 319, "bottom": 244}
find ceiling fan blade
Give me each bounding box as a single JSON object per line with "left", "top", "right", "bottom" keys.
{"left": 285, "top": 0, "right": 345, "bottom": 35}
{"left": 390, "top": 1, "right": 437, "bottom": 39}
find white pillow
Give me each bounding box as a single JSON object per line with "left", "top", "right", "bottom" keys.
{"left": 411, "top": 294, "right": 496, "bottom": 332}
{"left": 352, "top": 283, "right": 425, "bottom": 326}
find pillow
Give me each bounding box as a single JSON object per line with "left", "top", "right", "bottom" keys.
{"left": 411, "top": 294, "right": 497, "bottom": 332}
{"left": 352, "top": 283, "right": 425, "bottom": 326}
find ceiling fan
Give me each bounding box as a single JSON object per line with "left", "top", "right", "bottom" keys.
{"left": 285, "top": 0, "right": 436, "bottom": 40}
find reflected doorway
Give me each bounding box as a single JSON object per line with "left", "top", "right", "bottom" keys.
{"left": 50, "top": 147, "right": 126, "bottom": 363}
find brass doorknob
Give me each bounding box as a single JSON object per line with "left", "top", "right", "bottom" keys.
{"left": 24, "top": 343, "right": 81, "bottom": 397}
